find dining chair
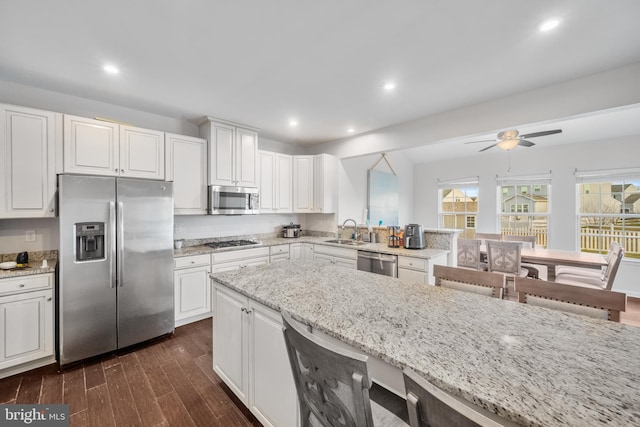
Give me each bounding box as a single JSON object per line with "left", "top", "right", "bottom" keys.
{"left": 485, "top": 241, "right": 529, "bottom": 288}
{"left": 554, "top": 243, "right": 624, "bottom": 291}
{"left": 434, "top": 265, "right": 505, "bottom": 298}
{"left": 281, "top": 311, "right": 409, "bottom": 427}
{"left": 474, "top": 232, "right": 502, "bottom": 243}
{"left": 456, "top": 239, "right": 488, "bottom": 271}
{"left": 514, "top": 277, "right": 627, "bottom": 322}
{"left": 555, "top": 241, "right": 619, "bottom": 279}
{"left": 502, "top": 235, "right": 544, "bottom": 279}
{"left": 403, "top": 368, "right": 519, "bottom": 427}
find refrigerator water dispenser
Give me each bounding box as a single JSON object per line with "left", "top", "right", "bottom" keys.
{"left": 75, "top": 222, "right": 105, "bottom": 261}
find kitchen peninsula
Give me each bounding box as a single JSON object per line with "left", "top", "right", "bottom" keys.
{"left": 211, "top": 261, "right": 640, "bottom": 427}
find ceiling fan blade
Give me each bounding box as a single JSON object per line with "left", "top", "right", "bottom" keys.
{"left": 520, "top": 129, "right": 562, "bottom": 139}
{"left": 518, "top": 139, "right": 535, "bottom": 147}
{"left": 464, "top": 139, "right": 496, "bottom": 145}
{"left": 479, "top": 144, "right": 497, "bottom": 152}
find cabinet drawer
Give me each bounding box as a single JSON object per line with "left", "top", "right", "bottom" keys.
{"left": 270, "top": 245, "right": 290, "bottom": 255}
{"left": 174, "top": 254, "right": 210, "bottom": 269}
{"left": 212, "top": 247, "right": 270, "bottom": 264}
{"left": 0, "top": 274, "right": 53, "bottom": 296}
{"left": 398, "top": 256, "right": 427, "bottom": 271}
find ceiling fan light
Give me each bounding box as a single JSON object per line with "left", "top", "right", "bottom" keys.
{"left": 497, "top": 139, "right": 519, "bottom": 150}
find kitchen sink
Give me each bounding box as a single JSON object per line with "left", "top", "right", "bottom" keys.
{"left": 324, "top": 239, "right": 367, "bottom": 246}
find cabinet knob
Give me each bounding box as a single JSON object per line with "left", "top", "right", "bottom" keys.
{"left": 120, "top": 169, "right": 124, "bottom": 173}
{"left": 47, "top": 297, "right": 52, "bottom": 301}
{"left": 19, "top": 284, "right": 25, "bottom": 287}
{"left": 115, "top": 168, "right": 118, "bottom": 172}
{"left": 49, "top": 208, "right": 54, "bottom": 212}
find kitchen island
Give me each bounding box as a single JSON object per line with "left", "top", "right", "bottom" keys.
{"left": 211, "top": 260, "right": 640, "bottom": 427}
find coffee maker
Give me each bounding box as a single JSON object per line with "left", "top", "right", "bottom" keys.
{"left": 404, "top": 224, "right": 425, "bottom": 249}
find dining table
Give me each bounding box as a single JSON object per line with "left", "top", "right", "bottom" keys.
{"left": 520, "top": 247, "right": 607, "bottom": 281}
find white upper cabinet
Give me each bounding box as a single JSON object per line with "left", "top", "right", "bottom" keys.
{"left": 63, "top": 115, "right": 165, "bottom": 180}
{"left": 293, "top": 155, "right": 314, "bottom": 213}
{"left": 0, "top": 104, "right": 61, "bottom": 218}
{"left": 119, "top": 125, "right": 165, "bottom": 180}
{"left": 201, "top": 118, "right": 258, "bottom": 187}
{"left": 313, "top": 153, "right": 337, "bottom": 213}
{"left": 166, "top": 133, "right": 208, "bottom": 215}
{"left": 258, "top": 151, "right": 292, "bottom": 214}
{"left": 293, "top": 154, "right": 337, "bottom": 213}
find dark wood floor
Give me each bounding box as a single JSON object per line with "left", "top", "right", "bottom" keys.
{"left": 0, "top": 319, "right": 260, "bottom": 427}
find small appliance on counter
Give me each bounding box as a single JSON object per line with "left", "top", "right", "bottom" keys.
{"left": 388, "top": 226, "right": 401, "bottom": 248}
{"left": 16, "top": 251, "right": 29, "bottom": 264}
{"left": 283, "top": 222, "right": 301, "bottom": 238}
{"left": 404, "top": 224, "right": 426, "bottom": 249}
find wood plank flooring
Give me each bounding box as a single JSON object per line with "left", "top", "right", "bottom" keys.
{"left": 0, "top": 319, "right": 260, "bottom": 427}
{"left": 2, "top": 296, "right": 639, "bottom": 427}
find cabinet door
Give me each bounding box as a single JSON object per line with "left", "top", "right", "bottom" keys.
{"left": 313, "top": 154, "right": 337, "bottom": 213}
{"left": 302, "top": 244, "right": 314, "bottom": 261}
{"left": 0, "top": 289, "right": 54, "bottom": 370}
{"left": 209, "top": 122, "right": 235, "bottom": 186}
{"left": 334, "top": 258, "right": 357, "bottom": 270}
{"left": 289, "top": 243, "right": 301, "bottom": 260}
{"left": 314, "top": 253, "right": 333, "bottom": 265}
{"left": 398, "top": 268, "right": 428, "bottom": 284}
{"left": 258, "top": 151, "right": 275, "bottom": 213}
{"left": 243, "top": 258, "right": 270, "bottom": 268}
{"left": 167, "top": 134, "right": 207, "bottom": 214}
{"left": 120, "top": 126, "right": 165, "bottom": 180}
{"left": 63, "top": 115, "right": 119, "bottom": 176}
{"left": 0, "top": 105, "right": 60, "bottom": 218}
{"left": 235, "top": 127, "right": 258, "bottom": 187}
{"left": 275, "top": 153, "right": 293, "bottom": 212}
{"left": 174, "top": 266, "right": 211, "bottom": 325}
{"left": 213, "top": 285, "right": 249, "bottom": 404}
{"left": 249, "top": 301, "right": 298, "bottom": 427}
{"left": 293, "top": 156, "right": 314, "bottom": 213}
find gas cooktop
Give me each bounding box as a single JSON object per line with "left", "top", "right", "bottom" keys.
{"left": 205, "top": 240, "right": 260, "bottom": 249}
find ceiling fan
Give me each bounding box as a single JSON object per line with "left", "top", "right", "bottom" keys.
{"left": 464, "top": 129, "right": 562, "bottom": 152}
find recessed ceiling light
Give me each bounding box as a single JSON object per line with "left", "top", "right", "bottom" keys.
{"left": 103, "top": 64, "right": 120, "bottom": 74}
{"left": 539, "top": 18, "right": 561, "bottom": 32}
{"left": 289, "top": 120, "right": 298, "bottom": 127}
{"left": 383, "top": 82, "right": 396, "bottom": 91}
{"left": 347, "top": 128, "right": 355, "bottom": 133}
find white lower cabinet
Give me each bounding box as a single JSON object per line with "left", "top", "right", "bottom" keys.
{"left": 0, "top": 273, "right": 54, "bottom": 378}
{"left": 270, "top": 244, "right": 290, "bottom": 263}
{"left": 301, "top": 243, "right": 315, "bottom": 261}
{"left": 398, "top": 254, "right": 448, "bottom": 285}
{"left": 211, "top": 247, "right": 270, "bottom": 273}
{"left": 314, "top": 245, "right": 357, "bottom": 269}
{"left": 289, "top": 242, "right": 313, "bottom": 260}
{"left": 174, "top": 254, "right": 212, "bottom": 327}
{"left": 213, "top": 284, "right": 298, "bottom": 427}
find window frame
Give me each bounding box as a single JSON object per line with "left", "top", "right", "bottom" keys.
{"left": 437, "top": 176, "right": 479, "bottom": 239}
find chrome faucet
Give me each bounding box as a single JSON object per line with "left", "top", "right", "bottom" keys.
{"left": 342, "top": 218, "right": 359, "bottom": 241}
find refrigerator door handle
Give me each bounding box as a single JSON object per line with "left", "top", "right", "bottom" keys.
{"left": 109, "top": 201, "right": 117, "bottom": 288}
{"left": 117, "top": 201, "right": 124, "bottom": 287}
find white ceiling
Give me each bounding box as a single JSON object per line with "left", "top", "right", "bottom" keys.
{"left": 1, "top": 1, "right": 640, "bottom": 147}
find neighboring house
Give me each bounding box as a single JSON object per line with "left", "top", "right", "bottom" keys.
{"left": 440, "top": 189, "right": 478, "bottom": 233}
{"left": 580, "top": 183, "right": 623, "bottom": 214}
{"left": 502, "top": 194, "right": 548, "bottom": 214}
{"left": 611, "top": 184, "right": 640, "bottom": 213}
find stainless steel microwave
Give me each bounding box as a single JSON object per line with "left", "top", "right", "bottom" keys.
{"left": 209, "top": 185, "right": 260, "bottom": 215}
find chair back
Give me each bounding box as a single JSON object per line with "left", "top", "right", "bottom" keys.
{"left": 503, "top": 235, "right": 536, "bottom": 248}
{"left": 282, "top": 311, "right": 375, "bottom": 427}
{"left": 434, "top": 265, "right": 505, "bottom": 298}
{"left": 603, "top": 243, "right": 624, "bottom": 290}
{"left": 457, "top": 239, "right": 484, "bottom": 270}
{"left": 403, "top": 368, "right": 518, "bottom": 427}
{"left": 514, "top": 277, "right": 626, "bottom": 322}
{"left": 486, "top": 241, "right": 522, "bottom": 275}
{"left": 474, "top": 232, "right": 501, "bottom": 244}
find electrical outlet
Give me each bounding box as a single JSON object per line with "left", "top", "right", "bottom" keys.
{"left": 25, "top": 230, "right": 36, "bottom": 242}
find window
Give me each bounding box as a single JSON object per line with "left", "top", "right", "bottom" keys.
{"left": 438, "top": 176, "right": 479, "bottom": 239}
{"left": 497, "top": 173, "right": 551, "bottom": 248}
{"left": 576, "top": 169, "right": 640, "bottom": 259}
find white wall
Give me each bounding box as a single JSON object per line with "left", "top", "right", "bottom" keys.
{"left": 174, "top": 213, "right": 306, "bottom": 240}
{"left": 339, "top": 152, "right": 414, "bottom": 226}
{"left": 413, "top": 135, "right": 640, "bottom": 297}
{"left": 0, "top": 218, "right": 59, "bottom": 253}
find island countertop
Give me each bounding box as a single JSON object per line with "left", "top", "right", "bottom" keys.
{"left": 211, "top": 260, "right": 640, "bottom": 427}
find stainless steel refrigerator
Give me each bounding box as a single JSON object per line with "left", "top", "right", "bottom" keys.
{"left": 58, "top": 175, "right": 174, "bottom": 366}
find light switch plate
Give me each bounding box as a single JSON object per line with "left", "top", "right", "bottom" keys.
{"left": 25, "top": 230, "right": 36, "bottom": 242}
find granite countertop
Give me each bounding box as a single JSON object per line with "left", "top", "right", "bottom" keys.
{"left": 211, "top": 260, "right": 640, "bottom": 427}
{"left": 174, "top": 236, "right": 449, "bottom": 260}
{"left": 0, "top": 260, "right": 58, "bottom": 279}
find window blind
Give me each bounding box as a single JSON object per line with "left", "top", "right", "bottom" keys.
{"left": 575, "top": 167, "right": 640, "bottom": 183}
{"left": 437, "top": 176, "right": 479, "bottom": 189}
{"left": 496, "top": 171, "right": 551, "bottom": 186}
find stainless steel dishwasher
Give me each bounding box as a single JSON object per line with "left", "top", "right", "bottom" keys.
{"left": 357, "top": 251, "right": 398, "bottom": 277}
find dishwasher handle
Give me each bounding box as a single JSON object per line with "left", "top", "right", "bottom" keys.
{"left": 357, "top": 251, "right": 397, "bottom": 262}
